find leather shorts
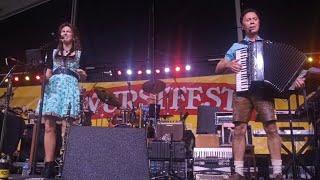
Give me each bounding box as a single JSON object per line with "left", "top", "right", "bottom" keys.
{"left": 232, "top": 93, "right": 277, "bottom": 122}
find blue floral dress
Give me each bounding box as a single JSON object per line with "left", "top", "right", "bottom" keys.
{"left": 36, "top": 49, "right": 82, "bottom": 120}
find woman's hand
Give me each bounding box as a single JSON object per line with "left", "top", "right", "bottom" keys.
{"left": 76, "top": 69, "right": 87, "bottom": 82}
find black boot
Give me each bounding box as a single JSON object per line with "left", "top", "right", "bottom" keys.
{"left": 42, "top": 161, "right": 55, "bottom": 179}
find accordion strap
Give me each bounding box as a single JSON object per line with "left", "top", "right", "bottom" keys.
{"left": 239, "top": 39, "right": 250, "bottom": 45}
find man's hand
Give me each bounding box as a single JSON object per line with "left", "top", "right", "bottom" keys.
{"left": 294, "top": 78, "right": 305, "bottom": 88}
{"left": 227, "top": 59, "right": 242, "bottom": 73}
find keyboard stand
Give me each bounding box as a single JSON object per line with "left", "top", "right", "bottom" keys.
{"left": 282, "top": 91, "right": 315, "bottom": 179}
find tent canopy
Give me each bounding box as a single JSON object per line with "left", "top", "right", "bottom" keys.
{"left": 0, "top": 0, "right": 51, "bottom": 20}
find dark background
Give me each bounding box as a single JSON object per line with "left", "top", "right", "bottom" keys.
{"left": 0, "top": 0, "right": 319, "bottom": 83}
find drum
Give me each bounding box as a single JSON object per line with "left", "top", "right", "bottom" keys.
{"left": 112, "top": 108, "right": 131, "bottom": 125}
{"left": 129, "top": 108, "right": 142, "bottom": 127}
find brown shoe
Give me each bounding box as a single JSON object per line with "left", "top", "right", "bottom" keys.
{"left": 228, "top": 173, "right": 245, "bottom": 180}
{"left": 273, "top": 174, "right": 284, "bottom": 180}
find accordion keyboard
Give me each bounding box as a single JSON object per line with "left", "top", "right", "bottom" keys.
{"left": 235, "top": 48, "right": 249, "bottom": 92}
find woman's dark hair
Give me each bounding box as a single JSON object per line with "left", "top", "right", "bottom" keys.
{"left": 57, "top": 22, "right": 81, "bottom": 51}
{"left": 240, "top": 8, "right": 260, "bottom": 23}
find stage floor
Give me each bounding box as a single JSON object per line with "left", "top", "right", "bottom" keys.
{"left": 8, "top": 174, "right": 59, "bottom": 180}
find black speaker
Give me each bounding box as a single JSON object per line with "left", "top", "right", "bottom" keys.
{"left": 0, "top": 112, "right": 25, "bottom": 157}
{"left": 196, "top": 106, "right": 219, "bottom": 134}
{"left": 62, "top": 126, "right": 149, "bottom": 180}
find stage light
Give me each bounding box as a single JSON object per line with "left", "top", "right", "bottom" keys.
{"left": 185, "top": 65, "right": 191, "bottom": 71}
{"left": 117, "top": 70, "right": 122, "bottom": 75}
{"left": 103, "top": 70, "right": 112, "bottom": 76}
{"left": 126, "top": 69, "right": 132, "bottom": 75}
{"left": 155, "top": 69, "right": 160, "bottom": 74}
{"left": 4, "top": 79, "right": 8, "bottom": 83}
{"left": 146, "top": 69, "right": 151, "bottom": 74}
{"left": 14, "top": 77, "right": 19, "bottom": 81}
{"left": 25, "top": 76, "right": 30, "bottom": 81}
{"left": 36, "top": 75, "right": 41, "bottom": 80}
{"left": 137, "top": 70, "right": 142, "bottom": 75}
{"left": 175, "top": 66, "right": 181, "bottom": 72}
{"left": 164, "top": 67, "right": 170, "bottom": 73}
{"left": 308, "top": 57, "right": 313, "bottom": 63}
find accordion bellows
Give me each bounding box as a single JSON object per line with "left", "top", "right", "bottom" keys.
{"left": 236, "top": 40, "right": 306, "bottom": 99}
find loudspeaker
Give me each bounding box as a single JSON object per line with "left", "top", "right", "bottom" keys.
{"left": 0, "top": 112, "right": 25, "bottom": 157}
{"left": 196, "top": 106, "right": 219, "bottom": 134}
{"left": 62, "top": 126, "right": 149, "bottom": 180}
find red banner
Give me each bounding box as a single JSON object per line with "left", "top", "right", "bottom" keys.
{"left": 83, "top": 81, "right": 235, "bottom": 119}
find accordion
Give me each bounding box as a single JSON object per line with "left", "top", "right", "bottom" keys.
{"left": 236, "top": 40, "right": 306, "bottom": 99}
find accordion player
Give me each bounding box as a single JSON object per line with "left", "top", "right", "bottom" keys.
{"left": 235, "top": 40, "right": 306, "bottom": 99}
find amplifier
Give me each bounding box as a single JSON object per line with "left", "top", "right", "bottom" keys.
{"left": 195, "top": 174, "right": 229, "bottom": 180}
{"left": 193, "top": 158, "right": 231, "bottom": 175}
{"left": 148, "top": 141, "right": 186, "bottom": 160}
{"left": 149, "top": 160, "right": 187, "bottom": 179}
{"left": 215, "top": 112, "right": 233, "bottom": 125}
{"left": 156, "top": 122, "right": 183, "bottom": 141}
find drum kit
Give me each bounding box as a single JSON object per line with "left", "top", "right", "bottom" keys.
{"left": 92, "top": 79, "right": 168, "bottom": 133}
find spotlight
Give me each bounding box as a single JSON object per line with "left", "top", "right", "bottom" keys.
{"left": 4, "top": 79, "right": 8, "bottom": 83}
{"left": 308, "top": 57, "right": 313, "bottom": 63}
{"left": 185, "top": 65, "right": 191, "bottom": 71}
{"left": 175, "top": 66, "right": 181, "bottom": 72}
{"left": 164, "top": 67, "right": 170, "bottom": 73}
{"left": 25, "top": 76, "right": 30, "bottom": 81}
{"left": 117, "top": 70, "right": 122, "bottom": 75}
{"left": 146, "top": 69, "right": 151, "bottom": 74}
{"left": 14, "top": 77, "right": 19, "bottom": 81}
{"left": 126, "top": 69, "right": 132, "bottom": 75}
{"left": 36, "top": 75, "right": 41, "bottom": 80}
{"left": 155, "top": 69, "right": 160, "bottom": 74}
{"left": 137, "top": 70, "right": 143, "bottom": 75}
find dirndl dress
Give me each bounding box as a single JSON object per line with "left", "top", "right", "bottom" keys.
{"left": 36, "top": 49, "right": 82, "bottom": 120}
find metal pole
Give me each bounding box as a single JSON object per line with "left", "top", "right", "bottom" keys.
{"left": 235, "top": 0, "right": 243, "bottom": 41}
{"left": 70, "top": 0, "right": 78, "bottom": 25}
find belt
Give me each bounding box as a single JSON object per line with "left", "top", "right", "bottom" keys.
{"left": 52, "top": 68, "right": 79, "bottom": 81}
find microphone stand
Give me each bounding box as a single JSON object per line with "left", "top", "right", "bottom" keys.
{"left": 80, "top": 82, "right": 98, "bottom": 126}
{"left": 127, "top": 82, "right": 136, "bottom": 126}
{"left": 0, "top": 65, "right": 17, "bottom": 156}
{"left": 172, "top": 77, "right": 185, "bottom": 130}
{"left": 31, "top": 49, "right": 49, "bottom": 175}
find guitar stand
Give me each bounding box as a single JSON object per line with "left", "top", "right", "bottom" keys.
{"left": 282, "top": 92, "right": 315, "bottom": 179}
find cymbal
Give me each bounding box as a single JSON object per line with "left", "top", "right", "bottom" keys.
{"left": 142, "top": 79, "right": 166, "bottom": 94}
{"left": 94, "top": 87, "right": 121, "bottom": 107}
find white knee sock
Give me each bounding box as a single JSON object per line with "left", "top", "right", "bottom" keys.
{"left": 271, "top": 159, "right": 282, "bottom": 175}
{"left": 234, "top": 160, "right": 244, "bottom": 176}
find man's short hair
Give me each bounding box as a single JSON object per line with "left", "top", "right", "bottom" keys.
{"left": 240, "top": 8, "right": 260, "bottom": 23}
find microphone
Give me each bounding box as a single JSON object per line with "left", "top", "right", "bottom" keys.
{"left": 5, "top": 57, "right": 24, "bottom": 65}
{"left": 127, "top": 81, "right": 131, "bottom": 87}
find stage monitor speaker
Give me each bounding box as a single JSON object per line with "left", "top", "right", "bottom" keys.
{"left": 62, "top": 126, "right": 149, "bottom": 180}
{"left": 196, "top": 106, "right": 219, "bottom": 134}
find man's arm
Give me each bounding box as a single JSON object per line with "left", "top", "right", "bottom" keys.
{"left": 215, "top": 59, "right": 241, "bottom": 74}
